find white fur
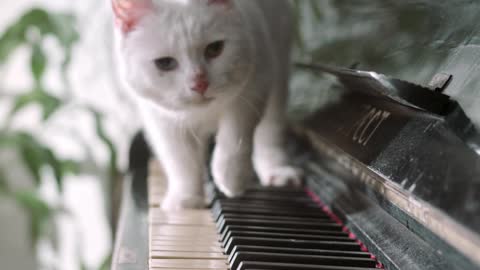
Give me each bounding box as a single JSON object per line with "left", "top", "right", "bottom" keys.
{"left": 114, "top": 0, "right": 302, "bottom": 209}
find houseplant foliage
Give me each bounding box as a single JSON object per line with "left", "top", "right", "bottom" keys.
{"left": 0, "top": 7, "right": 116, "bottom": 270}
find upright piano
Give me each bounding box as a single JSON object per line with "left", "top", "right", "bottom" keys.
{"left": 111, "top": 61, "right": 480, "bottom": 270}
{"left": 111, "top": 1, "right": 480, "bottom": 269}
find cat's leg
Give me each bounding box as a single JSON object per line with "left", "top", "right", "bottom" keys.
{"left": 145, "top": 121, "right": 207, "bottom": 210}
{"left": 253, "top": 78, "right": 303, "bottom": 187}
{"left": 212, "top": 103, "right": 259, "bottom": 197}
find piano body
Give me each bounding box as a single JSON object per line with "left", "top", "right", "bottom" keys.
{"left": 111, "top": 1, "right": 480, "bottom": 269}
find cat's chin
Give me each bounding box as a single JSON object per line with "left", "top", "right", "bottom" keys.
{"left": 173, "top": 97, "right": 217, "bottom": 113}
{"left": 186, "top": 96, "right": 216, "bottom": 106}
{"left": 148, "top": 97, "right": 220, "bottom": 116}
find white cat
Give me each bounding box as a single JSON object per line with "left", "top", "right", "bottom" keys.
{"left": 112, "top": 0, "right": 302, "bottom": 209}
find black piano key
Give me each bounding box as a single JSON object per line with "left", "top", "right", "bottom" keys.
{"left": 214, "top": 206, "right": 324, "bottom": 220}
{"left": 212, "top": 205, "right": 330, "bottom": 220}
{"left": 224, "top": 236, "right": 363, "bottom": 254}
{"left": 238, "top": 261, "right": 378, "bottom": 270}
{"left": 220, "top": 225, "right": 349, "bottom": 242}
{"left": 243, "top": 186, "right": 306, "bottom": 193}
{"left": 230, "top": 252, "right": 377, "bottom": 270}
{"left": 217, "top": 218, "right": 343, "bottom": 234}
{"left": 222, "top": 231, "right": 354, "bottom": 248}
{"left": 217, "top": 213, "right": 333, "bottom": 223}
{"left": 215, "top": 198, "right": 320, "bottom": 208}
{"left": 211, "top": 187, "right": 382, "bottom": 270}
{"left": 212, "top": 201, "right": 327, "bottom": 215}
{"left": 214, "top": 196, "right": 316, "bottom": 204}
{"left": 242, "top": 192, "right": 308, "bottom": 198}
{"left": 212, "top": 187, "right": 307, "bottom": 200}
{"left": 234, "top": 189, "right": 308, "bottom": 196}
{"left": 214, "top": 203, "right": 323, "bottom": 216}
{"left": 222, "top": 195, "right": 315, "bottom": 203}
{"left": 229, "top": 245, "right": 372, "bottom": 261}
{"left": 215, "top": 200, "right": 321, "bottom": 210}
{"left": 217, "top": 195, "right": 313, "bottom": 201}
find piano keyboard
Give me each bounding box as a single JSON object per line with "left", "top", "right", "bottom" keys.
{"left": 147, "top": 161, "right": 382, "bottom": 270}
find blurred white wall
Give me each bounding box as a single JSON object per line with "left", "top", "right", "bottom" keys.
{"left": 0, "top": 1, "right": 139, "bottom": 270}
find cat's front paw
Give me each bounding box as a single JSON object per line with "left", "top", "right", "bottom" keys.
{"left": 213, "top": 167, "right": 253, "bottom": 197}
{"left": 161, "top": 194, "right": 206, "bottom": 210}
{"left": 212, "top": 152, "right": 255, "bottom": 197}
{"left": 260, "top": 166, "right": 303, "bottom": 187}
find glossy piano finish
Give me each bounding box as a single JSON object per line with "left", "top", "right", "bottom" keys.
{"left": 290, "top": 1, "right": 480, "bottom": 269}
{"left": 213, "top": 187, "right": 382, "bottom": 270}
{"left": 291, "top": 0, "right": 480, "bottom": 127}
{"left": 292, "top": 68, "right": 480, "bottom": 268}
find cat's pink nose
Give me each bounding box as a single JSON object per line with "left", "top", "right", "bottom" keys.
{"left": 191, "top": 74, "right": 209, "bottom": 95}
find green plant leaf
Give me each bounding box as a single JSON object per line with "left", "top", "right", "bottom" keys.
{"left": 15, "top": 133, "right": 50, "bottom": 185}
{"left": 1, "top": 132, "right": 80, "bottom": 190}
{"left": 0, "top": 9, "right": 49, "bottom": 64}
{"left": 44, "top": 149, "right": 64, "bottom": 191}
{"left": 45, "top": 150, "right": 80, "bottom": 191}
{"left": 48, "top": 13, "right": 79, "bottom": 49}
{"left": 310, "top": 0, "right": 324, "bottom": 21}
{"left": 11, "top": 89, "right": 62, "bottom": 121}
{"left": 0, "top": 8, "right": 79, "bottom": 65}
{"left": 0, "top": 16, "right": 27, "bottom": 64}
{"left": 13, "top": 190, "right": 53, "bottom": 246}
{"left": 89, "top": 108, "right": 120, "bottom": 181}
{"left": 98, "top": 254, "right": 112, "bottom": 270}
{"left": 0, "top": 169, "right": 8, "bottom": 194}
{"left": 40, "top": 94, "right": 62, "bottom": 121}
{"left": 10, "top": 9, "right": 77, "bottom": 46}
{"left": 31, "top": 43, "right": 47, "bottom": 85}
{"left": 0, "top": 133, "right": 16, "bottom": 147}
{"left": 61, "top": 159, "right": 80, "bottom": 175}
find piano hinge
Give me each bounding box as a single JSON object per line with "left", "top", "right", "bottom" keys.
{"left": 428, "top": 72, "right": 453, "bottom": 93}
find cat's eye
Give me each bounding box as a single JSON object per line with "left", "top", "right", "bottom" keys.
{"left": 205, "top": 40, "right": 225, "bottom": 60}
{"left": 154, "top": 57, "right": 178, "bottom": 72}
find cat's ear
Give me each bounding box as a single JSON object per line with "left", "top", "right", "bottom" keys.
{"left": 112, "top": 0, "right": 154, "bottom": 33}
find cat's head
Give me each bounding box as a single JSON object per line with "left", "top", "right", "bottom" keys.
{"left": 112, "top": 0, "right": 253, "bottom": 112}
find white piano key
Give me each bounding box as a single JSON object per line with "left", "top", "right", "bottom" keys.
{"left": 147, "top": 159, "right": 227, "bottom": 270}
{"left": 150, "top": 251, "right": 227, "bottom": 260}
{"left": 150, "top": 259, "right": 228, "bottom": 269}
{"left": 150, "top": 240, "right": 222, "bottom": 248}
{"left": 150, "top": 245, "right": 224, "bottom": 253}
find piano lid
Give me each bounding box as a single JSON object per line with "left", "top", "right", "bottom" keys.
{"left": 293, "top": 63, "right": 480, "bottom": 268}
{"left": 296, "top": 62, "right": 480, "bottom": 151}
